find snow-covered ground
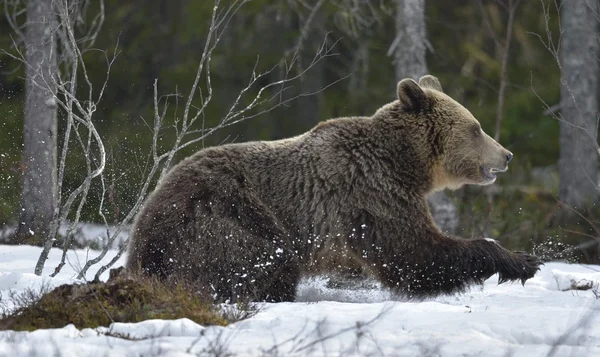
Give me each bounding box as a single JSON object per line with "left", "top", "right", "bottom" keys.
{"left": 0, "top": 222, "right": 130, "bottom": 250}
{"left": 0, "top": 243, "right": 599, "bottom": 356}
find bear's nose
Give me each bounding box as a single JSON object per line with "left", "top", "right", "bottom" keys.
{"left": 506, "top": 152, "right": 513, "bottom": 163}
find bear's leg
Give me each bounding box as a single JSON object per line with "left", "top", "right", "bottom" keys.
{"left": 256, "top": 263, "right": 301, "bottom": 302}
{"left": 126, "top": 194, "right": 197, "bottom": 279}
{"left": 187, "top": 186, "right": 301, "bottom": 303}
{"left": 356, "top": 215, "right": 541, "bottom": 299}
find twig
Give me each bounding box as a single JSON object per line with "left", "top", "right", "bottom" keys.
{"left": 83, "top": 0, "right": 340, "bottom": 280}
{"left": 495, "top": 0, "right": 521, "bottom": 142}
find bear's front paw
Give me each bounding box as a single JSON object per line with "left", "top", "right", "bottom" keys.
{"left": 497, "top": 251, "right": 542, "bottom": 285}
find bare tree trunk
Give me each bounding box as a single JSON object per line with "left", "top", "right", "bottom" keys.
{"left": 393, "top": 0, "right": 458, "bottom": 234}
{"left": 393, "top": 0, "right": 427, "bottom": 82}
{"left": 559, "top": 0, "right": 599, "bottom": 212}
{"left": 14, "top": 0, "right": 58, "bottom": 244}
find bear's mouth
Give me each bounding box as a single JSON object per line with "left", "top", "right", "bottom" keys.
{"left": 481, "top": 166, "right": 507, "bottom": 181}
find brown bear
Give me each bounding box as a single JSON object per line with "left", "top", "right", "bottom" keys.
{"left": 126, "top": 75, "right": 541, "bottom": 302}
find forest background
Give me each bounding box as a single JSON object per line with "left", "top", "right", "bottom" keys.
{"left": 1, "top": 0, "right": 599, "bottom": 269}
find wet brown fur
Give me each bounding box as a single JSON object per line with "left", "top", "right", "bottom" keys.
{"left": 126, "top": 75, "right": 541, "bottom": 302}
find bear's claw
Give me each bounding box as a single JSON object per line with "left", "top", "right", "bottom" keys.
{"left": 497, "top": 251, "right": 542, "bottom": 285}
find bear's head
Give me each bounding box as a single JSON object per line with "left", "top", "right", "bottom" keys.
{"left": 395, "top": 75, "right": 513, "bottom": 192}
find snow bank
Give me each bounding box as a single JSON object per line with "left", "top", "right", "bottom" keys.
{"left": 0, "top": 243, "right": 598, "bottom": 356}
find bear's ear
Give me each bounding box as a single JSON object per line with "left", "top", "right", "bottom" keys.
{"left": 418, "top": 75, "right": 443, "bottom": 92}
{"left": 397, "top": 78, "right": 428, "bottom": 113}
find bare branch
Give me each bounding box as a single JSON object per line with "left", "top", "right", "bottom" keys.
{"left": 10, "top": 0, "right": 115, "bottom": 276}
{"left": 86, "top": 1, "right": 342, "bottom": 280}
{"left": 3, "top": 0, "right": 339, "bottom": 279}
{"left": 3, "top": 0, "right": 26, "bottom": 44}
{"left": 476, "top": 0, "right": 503, "bottom": 49}
{"left": 529, "top": 2, "right": 600, "bottom": 158}
{"left": 494, "top": 0, "right": 521, "bottom": 141}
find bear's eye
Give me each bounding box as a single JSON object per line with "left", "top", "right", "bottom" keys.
{"left": 472, "top": 126, "right": 481, "bottom": 138}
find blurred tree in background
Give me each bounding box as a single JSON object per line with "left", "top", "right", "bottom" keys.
{"left": 392, "top": 0, "right": 459, "bottom": 235}
{"left": 558, "top": 0, "right": 599, "bottom": 214}
{"left": 12, "top": 0, "right": 58, "bottom": 245}
{"left": 0, "top": 0, "right": 598, "bottom": 263}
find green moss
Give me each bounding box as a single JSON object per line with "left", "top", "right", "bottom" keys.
{"left": 0, "top": 271, "right": 231, "bottom": 331}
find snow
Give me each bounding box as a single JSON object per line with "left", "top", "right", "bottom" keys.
{"left": 0, "top": 240, "right": 599, "bottom": 356}
{"left": 0, "top": 222, "right": 130, "bottom": 250}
